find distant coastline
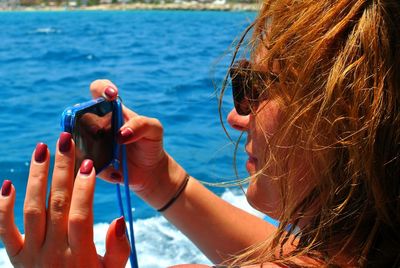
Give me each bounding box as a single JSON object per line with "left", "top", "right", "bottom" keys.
{"left": 0, "top": 2, "right": 259, "bottom": 11}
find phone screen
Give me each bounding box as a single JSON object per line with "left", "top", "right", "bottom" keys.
{"left": 73, "top": 101, "right": 114, "bottom": 174}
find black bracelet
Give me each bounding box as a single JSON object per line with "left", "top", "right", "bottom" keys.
{"left": 157, "top": 174, "right": 190, "bottom": 213}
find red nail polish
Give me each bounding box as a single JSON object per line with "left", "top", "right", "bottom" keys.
{"left": 104, "top": 87, "right": 117, "bottom": 99}
{"left": 34, "top": 143, "right": 48, "bottom": 163}
{"left": 117, "top": 128, "right": 133, "bottom": 144}
{"left": 80, "top": 159, "right": 93, "bottom": 175}
{"left": 115, "top": 216, "right": 126, "bottom": 238}
{"left": 59, "top": 132, "right": 72, "bottom": 153}
{"left": 1, "top": 180, "right": 12, "bottom": 196}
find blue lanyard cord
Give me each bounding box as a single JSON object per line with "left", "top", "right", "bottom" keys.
{"left": 114, "top": 98, "right": 139, "bottom": 268}
{"left": 123, "top": 144, "right": 139, "bottom": 268}
{"left": 115, "top": 145, "right": 139, "bottom": 268}
{"left": 116, "top": 184, "right": 125, "bottom": 218}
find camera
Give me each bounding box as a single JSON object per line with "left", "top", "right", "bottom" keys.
{"left": 61, "top": 97, "right": 122, "bottom": 175}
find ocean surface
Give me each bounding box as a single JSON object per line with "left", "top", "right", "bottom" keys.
{"left": 0, "top": 10, "right": 272, "bottom": 267}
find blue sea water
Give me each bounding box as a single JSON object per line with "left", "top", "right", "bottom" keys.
{"left": 0, "top": 10, "right": 266, "bottom": 267}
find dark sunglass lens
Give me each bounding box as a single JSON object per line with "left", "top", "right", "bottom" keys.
{"left": 230, "top": 73, "right": 245, "bottom": 114}
{"left": 230, "top": 60, "right": 256, "bottom": 115}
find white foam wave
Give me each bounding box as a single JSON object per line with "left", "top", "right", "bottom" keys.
{"left": 34, "top": 27, "right": 61, "bottom": 34}
{"left": 0, "top": 188, "right": 264, "bottom": 267}
{"left": 0, "top": 249, "right": 11, "bottom": 267}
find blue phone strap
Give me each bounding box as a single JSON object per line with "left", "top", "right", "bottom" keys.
{"left": 113, "top": 98, "right": 139, "bottom": 268}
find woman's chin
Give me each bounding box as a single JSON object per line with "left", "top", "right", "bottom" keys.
{"left": 246, "top": 174, "right": 282, "bottom": 220}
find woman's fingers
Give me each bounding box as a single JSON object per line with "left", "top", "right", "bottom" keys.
{"left": 0, "top": 181, "right": 24, "bottom": 257}
{"left": 97, "top": 167, "right": 123, "bottom": 184}
{"left": 117, "top": 115, "right": 163, "bottom": 144}
{"left": 103, "top": 217, "right": 130, "bottom": 268}
{"left": 122, "top": 103, "right": 139, "bottom": 119}
{"left": 46, "top": 133, "right": 75, "bottom": 244}
{"left": 90, "top": 79, "right": 118, "bottom": 101}
{"left": 89, "top": 79, "right": 138, "bottom": 118}
{"left": 117, "top": 116, "right": 165, "bottom": 171}
{"left": 68, "top": 159, "right": 96, "bottom": 250}
{"left": 23, "top": 143, "right": 50, "bottom": 250}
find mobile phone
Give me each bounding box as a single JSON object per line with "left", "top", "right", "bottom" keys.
{"left": 61, "top": 97, "right": 122, "bottom": 175}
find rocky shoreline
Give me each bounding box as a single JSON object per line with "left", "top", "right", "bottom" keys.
{"left": 0, "top": 2, "right": 259, "bottom": 11}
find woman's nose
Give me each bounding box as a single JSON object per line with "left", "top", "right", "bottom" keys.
{"left": 227, "top": 108, "right": 250, "bottom": 131}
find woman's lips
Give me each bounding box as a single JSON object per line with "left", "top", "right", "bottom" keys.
{"left": 245, "top": 150, "right": 257, "bottom": 173}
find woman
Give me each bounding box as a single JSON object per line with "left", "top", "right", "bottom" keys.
{"left": 1, "top": 0, "right": 399, "bottom": 267}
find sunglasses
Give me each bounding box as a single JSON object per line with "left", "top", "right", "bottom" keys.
{"left": 229, "top": 59, "right": 278, "bottom": 116}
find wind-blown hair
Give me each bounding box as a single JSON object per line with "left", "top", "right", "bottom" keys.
{"left": 223, "top": 0, "right": 400, "bottom": 266}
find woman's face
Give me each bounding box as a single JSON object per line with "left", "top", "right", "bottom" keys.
{"left": 227, "top": 99, "right": 283, "bottom": 218}
{"left": 227, "top": 51, "right": 313, "bottom": 220}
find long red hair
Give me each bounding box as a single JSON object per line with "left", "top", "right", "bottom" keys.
{"left": 221, "top": 0, "right": 400, "bottom": 266}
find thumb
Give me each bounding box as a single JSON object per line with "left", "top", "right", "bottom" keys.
{"left": 103, "top": 216, "right": 131, "bottom": 268}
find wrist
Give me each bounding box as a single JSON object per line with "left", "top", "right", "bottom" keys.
{"left": 133, "top": 152, "right": 187, "bottom": 210}
{"left": 157, "top": 173, "right": 190, "bottom": 212}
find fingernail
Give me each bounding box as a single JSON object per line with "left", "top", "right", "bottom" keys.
{"left": 59, "top": 132, "right": 72, "bottom": 153}
{"left": 110, "top": 172, "right": 122, "bottom": 182}
{"left": 80, "top": 159, "right": 93, "bottom": 175}
{"left": 1, "top": 180, "right": 12, "bottom": 197}
{"left": 104, "top": 86, "right": 117, "bottom": 99}
{"left": 34, "top": 143, "right": 48, "bottom": 163}
{"left": 115, "top": 216, "right": 126, "bottom": 238}
{"left": 117, "top": 128, "right": 133, "bottom": 144}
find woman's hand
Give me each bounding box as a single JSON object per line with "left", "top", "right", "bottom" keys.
{"left": 90, "top": 80, "right": 187, "bottom": 210}
{"left": 0, "top": 133, "right": 130, "bottom": 267}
